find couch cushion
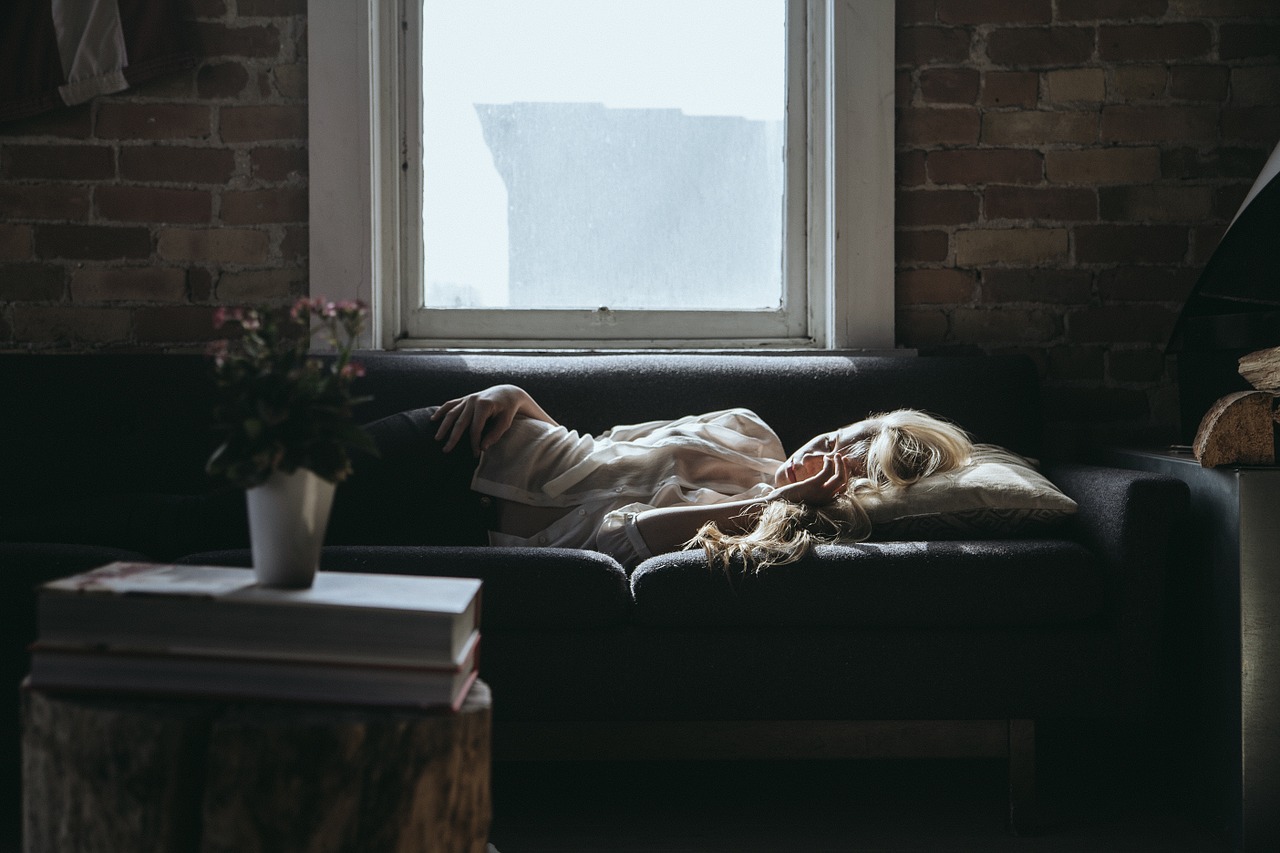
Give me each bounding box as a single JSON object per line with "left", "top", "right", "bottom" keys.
{"left": 630, "top": 539, "right": 1105, "bottom": 628}
{"left": 178, "top": 545, "right": 633, "bottom": 629}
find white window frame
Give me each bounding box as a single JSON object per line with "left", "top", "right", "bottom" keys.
{"left": 308, "top": 0, "right": 894, "bottom": 351}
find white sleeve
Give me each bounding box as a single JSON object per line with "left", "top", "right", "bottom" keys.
{"left": 593, "top": 502, "right": 656, "bottom": 569}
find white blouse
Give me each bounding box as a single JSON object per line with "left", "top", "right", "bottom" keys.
{"left": 470, "top": 409, "right": 787, "bottom": 568}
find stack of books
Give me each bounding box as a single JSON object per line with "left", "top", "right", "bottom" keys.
{"left": 28, "top": 561, "right": 482, "bottom": 711}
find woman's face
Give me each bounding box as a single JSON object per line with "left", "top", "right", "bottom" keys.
{"left": 774, "top": 419, "right": 882, "bottom": 486}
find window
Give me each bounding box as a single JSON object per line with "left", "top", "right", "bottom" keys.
{"left": 308, "top": 0, "right": 894, "bottom": 351}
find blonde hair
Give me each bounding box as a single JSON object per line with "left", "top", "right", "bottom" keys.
{"left": 693, "top": 409, "right": 972, "bottom": 573}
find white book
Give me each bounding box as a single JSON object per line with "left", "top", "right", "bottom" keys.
{"left": 29, "top": 631, "right": 481, "bottom": 712}
{"left": 39, "top": 562, "right": 481, "bottom": 668}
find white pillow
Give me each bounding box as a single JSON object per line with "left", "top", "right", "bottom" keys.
{"left": 860, "top": 444, "right": 1077, "bottom": 540}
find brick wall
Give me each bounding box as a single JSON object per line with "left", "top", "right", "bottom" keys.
{"left": 896, "top": 0, "right": 1280, "bottom": 446}
{"left": 0, "top": 0, "right": 308, "bottom": 350}
{"left": 0, "top": 0, "right": 1278, "bottom": 446}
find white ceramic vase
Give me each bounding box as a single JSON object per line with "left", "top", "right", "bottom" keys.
{"left": 246, "top": 468, "right": 336, "bottom": 589}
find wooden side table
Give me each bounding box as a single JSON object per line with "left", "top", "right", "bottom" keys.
{"left": 22, "top": 679, "right": 491, "bottom": 853}
{"left": 1107, "top": 448, "right": 1280, "bottom": 853}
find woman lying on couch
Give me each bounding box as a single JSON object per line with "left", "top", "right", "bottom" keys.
{"left": 345, "top": 384, "right": 974, "bottom": 571}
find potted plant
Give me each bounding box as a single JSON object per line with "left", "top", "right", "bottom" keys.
{"left": 206, "top": 297, "right": 376, "bottom": 588}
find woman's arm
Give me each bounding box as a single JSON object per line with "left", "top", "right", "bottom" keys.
{"left": 430, "top": 384, "right": 558, "bottom": 455}
{"left": 633, "top": 453, "right": 853, "bottom": 556}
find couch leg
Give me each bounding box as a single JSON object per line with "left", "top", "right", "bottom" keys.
{"left": 1008, "top": 718, "right": 1039, "bottom": 835}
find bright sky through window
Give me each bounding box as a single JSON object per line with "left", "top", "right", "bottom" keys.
{"left": 421, "top": 0, "right": 787, "bottom": 310}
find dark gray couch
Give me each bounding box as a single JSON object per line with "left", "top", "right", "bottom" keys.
{"left": 1, "top": 351, "right": 1188, "bottom": 834}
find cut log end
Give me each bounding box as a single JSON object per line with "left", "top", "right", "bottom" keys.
{"left": 1193, "top": 390, "right": 1277, "bottom": 467}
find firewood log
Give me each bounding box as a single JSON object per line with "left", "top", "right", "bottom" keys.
{"left": 1238, "top": 345, "right": 1280, "bottom": 392}
{"left": 1192, "top": 390, "right": 1277, "bottom": 467}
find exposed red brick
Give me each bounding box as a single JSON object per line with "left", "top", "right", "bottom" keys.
{"left": 1096, "top": 266, "right": 1197, "bottom": 302}
{"left": 986, "top": 27, "right": 1095, "bottom": 68}
{"left": 980, "top": 71, "right": 1038, "bottom": 107}
{"left": 1219, "top": 24, "right": 1280, "bottom": 61}
{"left": 1108, "top": 348, "right": 1168, "bottom": 383}
{"left": 1045, "top": 345, "right": 1105, "bottom": 382}
{"left": 895, "top": 308, "right": 950, "bottom": 348}
{"left": 1212, "top": 185, "right": 1250, "bottom": 220}
{"left": 896, "top": 27, "right": 972, "bottom": 67}
{"left": 0, "top": 263, "right": 64, "bottom": 301}
{"left": 955, "top": 228, "right": 1068, "bottom": 265}
{"left": 1044, "top": 69, "right": 1105, "bottom": 104}
{"left": 897, "top": 268, "right": 976, "bottom": 304}
{"left": 1221, "top": 106, "right": 1280, "bottom": 143}
{"left": 927, "top": 149, "right": 1043, "bottom": 184}
{"left": 1161, "top": 146, "right": 1267, "bottom": 180}
{"left": 1098, "top": 25, "right": 1212, "bottom": 62}
{"left": 96, "top": 104, "right": 212, "bottom": 140}
{"left": 34, "top": 225, "right": 151, "bottom": 260}
{"left": 982, "top": 269, "right": 1093, "bottom": 303}
{"left": 938, "top": 0, "right": 1050, "bottom": 24}
{"left": 1231, "top": 66, "right": 1280, "bottom": 107}
{"left": 897, "top": 189, "right": 980, "bottom": 226}
{"left": 1170, "top": 65, "right": 1229, "bottom": 101}
{"left": 194, "top": 22, "right": 281, "bottom": 59}
{"left": 951, "top": 307, "right": 1061, "bottom": 343}
{"left": 238, "top": 0, "right": 307, "bottom": 14}
{"left": 273, "top": 63, "right": 307, "bottom": 100}
{"left": 250, "top": 146, "right": 308, "bottom": 182}
{"left": 1098, "top": 185, "right": 1212, "bottom": 222}
{"left": 981, "top": 110, "right": 1097, "bottom": 145}
{"left": 221, "top": 188, "right": 308, "bottom": 224}
{"left": 218, "top": 268, "right": 303, "bottom": 300}
{"left": 280, "top": 226, "right": 308, "bottom": 261}
{"left": 0, "top": 185, "right": 91, "bottom": 221}
{"left": 919, "top": 68, "right": 981, "bottom": 104}
{"left": 1045, "top": 147, "right": 1161, "bottom": 185}
{"left": 1067, "top": 305, "right": 1178, "bottom": 344}
{"left": 983, "top": 186, "right": 1097, "bottom": 221}
{"left": 197, "top": 62, "right": 251, "bottom": 99}
{"left": 220, "top": 105, "right": 307, "bottom": 143}
{"left": 1075, "top": 225, "right": 1188, "bottom": 264}
{"left": 69, "top": 267, "right": 188, "bottom": 302}
{"left": 12, "top": 305, "right": 132, "bottom": 343}
{"left": 1111, "top": 66, "right": 1168, "bottom": 101}
{"left": 119, "top": 145, "right": 237, "bottom": 184}
{"left": 1100, "top": 103, "right": 1218, "bottom": 142}
{"left": 1057, "top": 0, "right": 1167, "bottom": 20}
{"left": 896, "top": 151, "right": 928, "bottom": 187}
{"left": 0, "top": 224, "right": 33, "bottom": 259}
{"left": 133, "top": 306, "right": 224, "bottom": 342}
{"left": 896, "top": 0, "right": 938, "bottom": 25}
{"left": 189, "top": 0, "right": 227, "bottom": 18}
{"left": 0, "top": 104, "right": 92, "bottom": 139}
{"left": 895, "top": 230, "right": 951, "bottom": 264}
{"left": 157, "top": 228, "right": 270, "bottom": 263}
{"left": 3, "top": 144, "right": 114, "bottom": 180}
{"left": 897, "top": 107, "right": 981, "bottom": 145}
{"left": 96, "top": 186, "right": 213, "bottom": 224}
{"left": 189, "top": 267, "right": 215, "bottom": 301}
{"left": 1189, "top": 226, "right": 1225, "bottom": 269}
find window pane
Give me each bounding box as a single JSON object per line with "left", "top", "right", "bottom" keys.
{"left": 421, "top": 0, "right": 787, "bottom": 311}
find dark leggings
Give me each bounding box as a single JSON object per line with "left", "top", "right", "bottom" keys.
{"left": 325, "top": 407, "right": 494, "bottom": 546}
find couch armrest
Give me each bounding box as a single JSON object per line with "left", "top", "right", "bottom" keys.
{"left": 1044, "top": 462, "right": 1189, "bottom": 708}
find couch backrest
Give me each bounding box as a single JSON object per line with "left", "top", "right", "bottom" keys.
{"left": 0, "top": 352, "right": 1042, "bottom": 516}
{"left": 352, "top": 352, "right": 1044, "bottom": 459}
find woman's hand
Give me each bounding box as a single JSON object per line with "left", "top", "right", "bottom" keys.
{"left": 770, "top": 453, "right": 852, "bottom": 506}
{"left": 430, "top": 384, "right": 557, "bottom": 455}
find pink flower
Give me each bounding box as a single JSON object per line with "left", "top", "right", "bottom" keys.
{"left": 340, "top": 362, "right": 366, "bottom": 379}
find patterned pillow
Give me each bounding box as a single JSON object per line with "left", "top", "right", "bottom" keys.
{"left": 861, "top": 444, "right": 1077, "bottom": 540}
